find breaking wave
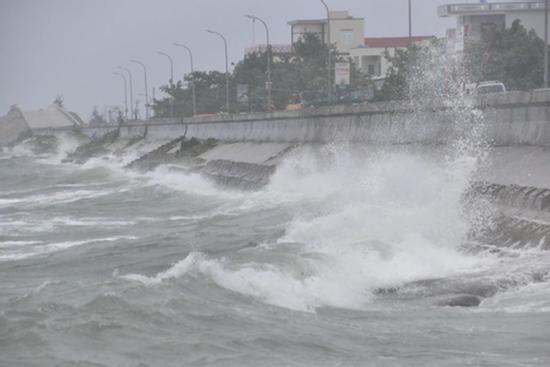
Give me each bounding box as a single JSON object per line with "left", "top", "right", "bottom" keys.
{"left": 121, "top": 144, "right": 500, "bottom": 312}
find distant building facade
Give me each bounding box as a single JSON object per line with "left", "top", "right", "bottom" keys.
{"left": 350, "top": 36, "right": 435, "bottom": 77}
{"left": 439, "top": 1, "right": 550, "bottom": 51}
{"left": 288, "top": 11, "right": 365, "bottom": 54}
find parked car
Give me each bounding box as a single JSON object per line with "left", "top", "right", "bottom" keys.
{"left": 475, "top": 81, "right": 507, "bottom": 95}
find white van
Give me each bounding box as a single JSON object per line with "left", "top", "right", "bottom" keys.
{"left": 475, "top": 81, "right": 507, "bottom": 95}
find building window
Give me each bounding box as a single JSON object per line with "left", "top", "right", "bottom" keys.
{"left": 368, "top": 64, "right": 375, "bottom": 76}
{"left": 340, "top": 30, "right": 354, "bottom": 46}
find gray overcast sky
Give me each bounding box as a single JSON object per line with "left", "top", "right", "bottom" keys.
{"left": 0, "top": 0, "right": 467, "bottom": 119}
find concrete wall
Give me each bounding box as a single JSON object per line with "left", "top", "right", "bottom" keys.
{"left": 77, "top": 89, "right": 550, "bottom": 147}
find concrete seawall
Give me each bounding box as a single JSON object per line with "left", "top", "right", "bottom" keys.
{"left": 25, "top": 90, "right": 550, "bottom": 251}
{"left": 74, "top": 89, "right": 550, "bottom": 146}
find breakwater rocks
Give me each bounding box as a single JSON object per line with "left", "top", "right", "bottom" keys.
{"left": 469, "top": 181, "right": 550, "bottom": 252}
{"left": 472, "top": 182, "right": 550, "bottom": 212}
{"left": 201, "top": 160, "right": 276, "bottom": 190}
{"left": 57, "top": 132, "right": 288, "bottom": 190}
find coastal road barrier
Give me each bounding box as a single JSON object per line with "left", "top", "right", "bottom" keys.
{"left": 70, "top": 89, "right": 550, "bottom": 146}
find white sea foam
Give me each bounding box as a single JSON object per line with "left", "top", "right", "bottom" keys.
{"left": 122, "top": 251, "right": 204, "bottom": 285}
{"left": 0, "top": 235, "right": 138, "bottom": 261}
{"left": 49, "top": 217, "right": 136, "bottom": 228}
{"left": 0, "top": 189, "right": 114, "bottom": 209}
{"left": 37, "top": 132, "right": 84, "bottom": 164}
{"left": 111, "top": 146, "right": 526, "bottom": 313}
{"left": 142, "top": 165, "right": 243, "bottom": 199}
{"left": 480, "top": 280, "right": 550, "bottom": 313}
{"left": 121, "top": 145, "right": 497, "bottom": 313}
{"left": 0, "top": 240, "right": 44, "bottom": 248}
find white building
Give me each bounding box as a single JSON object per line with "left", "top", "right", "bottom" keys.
{"left": 439, "top": 1, "right": 550, "bottom": 51}
{"left": 350, "top": 36, "right": 435, "bottom": 77}
{"left": 0, "top": 105, "right": 83, "bottom": 145}
{"left": 288, "top": 11, "right": 365, "bottom": 54}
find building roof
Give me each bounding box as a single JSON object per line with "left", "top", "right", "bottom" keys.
{"left": 363, "top": 36, "right": 435, "bottom": 48}
{"left": 288, "top": 19, "right": 327, "bottom": 25}
{"left": 288, "top": 11, "right": 363, "bottom": 25}
{"left": 438, "top": 1, "right": 546, "bottom": 17}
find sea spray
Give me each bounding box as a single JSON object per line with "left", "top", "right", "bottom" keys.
{"left": 116, "top": 47, "right": 500, "bottom": 312}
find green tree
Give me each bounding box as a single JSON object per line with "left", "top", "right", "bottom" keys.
{"left": 152, "top": 32, "right": 369, "bottom": 115}
{"left": 376, "top": 44, "right": 425, "bottom": 101}
{"left": 89, "top": 106, "right": 106, "bottom": 126}
{"left": 233, "top": 52, "right": 270, "bottom": 111}
{"left": 466, "top": 19, "right": 545, "bottom": 90}
{"left": 152, "top": 71, "right": 238, "bottom": 117}
{"left": 53, "top": 95, "right": 64, "bottom": 108}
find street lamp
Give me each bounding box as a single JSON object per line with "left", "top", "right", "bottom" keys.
{"left": 245, "top": 14, "right": 273, "bottom": 110}
{"left": 173, "top": 43, "right": 197, "bottom": 116}
{"left": 157, "top": 51, "right": 174, "bottom": 83}
{"left": 117, "top": 66, "right": 134, "bottom": 120}
{"left": 408, "top": 0, "right": 412, "bottom": 45}
{"left": 545, "top": 0, "right": 548, "bottom": 88}
{"left": 129, "top": 59, "right": 149, "bottom": 120}
{"left": 320, "top": 0, "right": 332, "bottom": 103}
{"left": 206, "top": 29, "right": 230, "bottom": 113}
{"left": 157, "top": 51, "right": 175, "bottom": 118}
{"left": 113, "top": 71, "right": 128, "bottom": 120}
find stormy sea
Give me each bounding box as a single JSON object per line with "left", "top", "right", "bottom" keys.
{"left": 2, "top": 53, "right": 550, "bottom": 366}
{"left": 1, "top": 129, "right": 550, "bottom": 367}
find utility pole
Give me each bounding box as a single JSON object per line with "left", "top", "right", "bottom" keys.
{"left": 129, "top": 59, "right": 149, "bottom": 120}
{"left": 245, "top": 15, "right": 273, "bottom": 110}
{"left": 320, "top": 0, "right": 332, "bottom": 104}
{"left": 545, "top": 0, "right": 549, "bottom": 88}
{"left": 117, "top": 66, "right": 134, "bottom": 120}
{"left": 113, "top": 71, "right": 128, "bottom": 120}
{"left": 173, "top": 43, "right": 198, "bottom": 116}
{"left": 206, "top": 29, "right": 230, "bottom": 113}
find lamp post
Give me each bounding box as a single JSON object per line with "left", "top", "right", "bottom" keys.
{"left": 245, "top": 14, "right": 273, "bottom": 110}
{"left": 173, "top": 43, "right": 197, "bottom": 116}
{"left": 129, "top": 59, "right": 149, "bottom": 120}
{"left": 408, "top": 0, "right": 412, "bottom": 45}
{"left": 117, "top": 66, "right": 134, "bottom": 120}
{"left": 113, "top": 71, "right": 128, "bottom": 120}
{"left": 157, "top": 51, "right": 175, "bottom": 118}
{"left": 206, "top": 29, "right": 230, "bottom": 113}
{"left": 320, "top": 0, "right": 332, "bottom": 103}
{"left": 157, "top": 51, "right": 174, "bottom": 83}
{"left": 545, "top": 0, "right": 548, "bottom": 88}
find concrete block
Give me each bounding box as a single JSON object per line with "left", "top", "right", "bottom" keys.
{"left": 537, "top": 190, "right": 550, "bottom": 210}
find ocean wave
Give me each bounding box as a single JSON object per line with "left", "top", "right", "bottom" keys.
{"left": 0, "top": 235, "right": 138, "bottom": 261}
{"left": 0, "top": 189, "right": 112, "bottom": 208}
